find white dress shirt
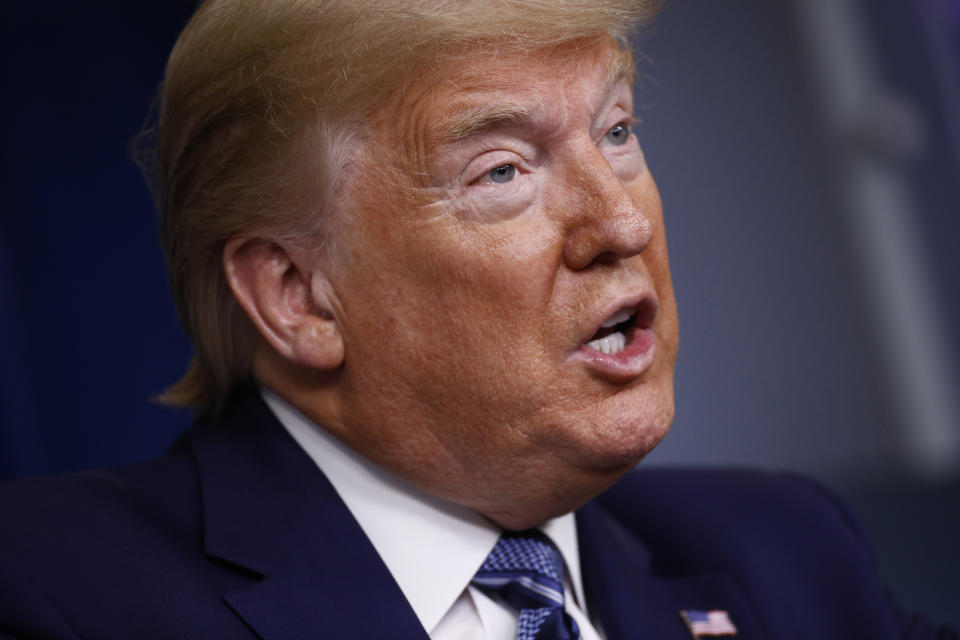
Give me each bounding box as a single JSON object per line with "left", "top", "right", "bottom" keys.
{"left": 262, "top": 388, "right": 604, "bottom": 640}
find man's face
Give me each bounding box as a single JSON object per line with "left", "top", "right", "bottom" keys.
{"left": 317, "top": 37, "right": 678, "bottom": 527}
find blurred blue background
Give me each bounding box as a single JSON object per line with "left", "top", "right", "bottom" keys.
{"left": 1, "top": 0, "right": 958, "bottom": 628}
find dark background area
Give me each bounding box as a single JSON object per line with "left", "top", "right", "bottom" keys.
{"left": 2, "top": 0, "right": 958, "bottom": 627}
{"left": 1, "top": 1, "right": 197, "bottom": 480}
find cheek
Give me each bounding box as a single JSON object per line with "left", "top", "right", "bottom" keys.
{"left": 629, "top": 175, "right": 675, "bottom": 314}
{"left": 644, "top": 214, "right": 679, "bottom": 375}
{"left": 446, "top": 224, "right": 566, "bottom": 357}
{"left": 396, "top": 214, "right": 560, "bottom": 320}
{"left": 340, "top": 215, "right": 565, "bottom": 405}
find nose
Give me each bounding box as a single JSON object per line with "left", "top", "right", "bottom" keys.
{"left": 561, "top": 149, "right": 654, "bottom": 271}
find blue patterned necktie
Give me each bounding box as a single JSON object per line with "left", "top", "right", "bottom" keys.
{"left": 471, "top": 530, "right": 581, "bottom": 640}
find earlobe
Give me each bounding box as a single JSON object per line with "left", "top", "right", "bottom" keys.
{"left": 223, "top": 236, "right": 345, "bottom": 371}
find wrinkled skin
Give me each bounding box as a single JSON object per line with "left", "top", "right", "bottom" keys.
{"left": 269, "top": 36, "right": 678, "bottom": 529}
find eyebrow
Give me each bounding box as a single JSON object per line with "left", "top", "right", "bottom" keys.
{"left": 603, "top": 47, "right": 636, "bottom": 97}
{"left": 440, "top": 48, "right": 636, "bottom": 144}
{"left": 444, "top": 104, "right": 535, "bottom": 143}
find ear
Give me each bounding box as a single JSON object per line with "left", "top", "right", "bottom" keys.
{"left": 223, "top": 236, "right": 344, "bottom": 371}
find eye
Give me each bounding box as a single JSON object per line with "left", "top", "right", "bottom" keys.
{"left": 487, "top": 164, "right": 517, "bottom": 184}
{"left": 604, "top": 122, "right": 631, "bottom": 146}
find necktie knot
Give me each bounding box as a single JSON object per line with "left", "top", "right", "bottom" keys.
{"left": 472, "top": 530, "right": 581, "bottom": 640}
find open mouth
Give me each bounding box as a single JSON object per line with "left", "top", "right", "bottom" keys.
{"left": 584, "top": 298, "right": 657, "bottom": 356}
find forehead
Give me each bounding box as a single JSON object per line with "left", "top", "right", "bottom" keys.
{"left": 373, "top": 38, "right": 634, "bottom": 162}
{"left": 444, "top": 44, "right": 633, "bottom": 139}
{"left": 438, "top": 40, "right": 631, "bottom": 115}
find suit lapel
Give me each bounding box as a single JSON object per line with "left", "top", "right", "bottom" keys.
{"left": 577, "top": 501, "right": 768, "bottom": 639}
{"left": 189, "top": 390, "right": 772, "bottom": 640}
{"left": 191, "top": 390, "right": 429, "bottom": 640}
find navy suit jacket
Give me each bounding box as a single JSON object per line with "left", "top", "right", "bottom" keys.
{"left": 0, "top": 390, "right": 954, "bottom": 639}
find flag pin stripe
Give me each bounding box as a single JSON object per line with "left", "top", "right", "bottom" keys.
{"left": 679, "top": 609, "right": 738, "bottom": 637}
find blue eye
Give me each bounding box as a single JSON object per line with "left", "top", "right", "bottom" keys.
{"left": 605, "top": 123, "right": 630, "bottom": 146}
{"left": 488, "top": 164, "right": 516, "bottom": 184}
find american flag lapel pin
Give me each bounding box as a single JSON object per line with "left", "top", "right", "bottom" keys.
{"left": 679, "top": 609, "right": 738, "bottom": 637}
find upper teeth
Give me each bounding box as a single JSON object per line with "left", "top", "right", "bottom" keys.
{"left": 587, "top": 332, "right": 627, "bottom": 355}
{"left": 601, "top": 308, "right": 633, "bottom": 328}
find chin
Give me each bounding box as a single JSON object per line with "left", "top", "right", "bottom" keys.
{"left": 474, "top": 402, "right": 674, "bottom": 532}
{"left": 576, "top": 386, "right": 675, "bottom": 471}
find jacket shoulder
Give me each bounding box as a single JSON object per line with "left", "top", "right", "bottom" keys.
{"left": 596, "top": 467, "right": 871, "bottom": 572}
{"left": 0, "top": 438, "right": 202, "bottom": 554}
{"left": 0, "top": 439, "right": 224, "bottom": 639}
{"left": 594, "top": 467, "right": 958, "bottom": 640}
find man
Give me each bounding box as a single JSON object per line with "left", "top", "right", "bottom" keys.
{"left": 0, "top": 1, "right": 953, "bottom": 639}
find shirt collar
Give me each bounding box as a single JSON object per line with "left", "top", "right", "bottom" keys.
{"left": 262, "top": 387, "right": 587, "bottom": 632}
{"left": 542, "top": 510, "right": 587, "bottom": 610}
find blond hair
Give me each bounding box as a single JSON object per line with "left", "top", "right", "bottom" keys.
{"left": 148, "top": 0, "right": 659, "bottom": 415}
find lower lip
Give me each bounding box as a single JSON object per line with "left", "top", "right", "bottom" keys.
{"left": 574, "top": 326, "right": 657, "bottom": 382}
